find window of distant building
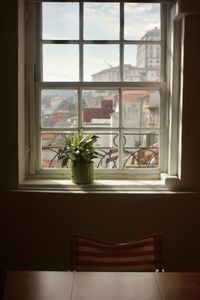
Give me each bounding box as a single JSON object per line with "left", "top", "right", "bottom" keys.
{"left": 25, "top": 1, "right": 175, "bottom": 181}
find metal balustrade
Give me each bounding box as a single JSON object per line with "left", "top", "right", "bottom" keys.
{"left": 42, "top": 135, "right": 159, "bottom": 169}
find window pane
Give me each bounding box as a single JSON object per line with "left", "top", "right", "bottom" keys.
{"left": 41, "top": 132, "right": 66, "bottom": 168}
{"left": 124, "top": 45, "right": 161, "bottom": 82}
{"left": 123, "top": 132, "right": 159, "bottom": 169}
{"left": 43, "top": 45, "right": 79, "bottom": 82}
{"left": 84, "top": 45, "right": 119, "bottom": 81}
{"left": 82, "top": 90, "right": 119, "bottom": 127}
{"left": 41, "top": 90, "right": 78, "bottom": 128}
{"left": 84, "top": 2, "right": 119, "bottom": 40}
{"left": 42, "top": 3, "right": 79, "bottom": 40}
{"left": 124, "top": 3, "right": 160, "bottom": 40}
{"left": 83, "top": 131, "right": 119, "bottom": 169}
{"left": 123, "top": 90, "right": 160, "bottom": 128}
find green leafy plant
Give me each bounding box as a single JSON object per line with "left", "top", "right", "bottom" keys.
{"left": 57, "top": 131, "right": 100, "bottom": 167}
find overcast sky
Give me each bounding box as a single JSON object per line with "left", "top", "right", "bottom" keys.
{"left": 42, "top": 2, "right": 160, "bottom": 81}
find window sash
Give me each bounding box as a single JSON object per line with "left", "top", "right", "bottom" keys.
{"left": 38, "top": 2, "right": 164, "bottom": 83}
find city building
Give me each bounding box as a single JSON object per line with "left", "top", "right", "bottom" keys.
{"left": 92, "top": 64, "right": 144, "bottom": 82}
{"left": 92, "top": 27, "right": 160, "bottom": 82}
{"left": 137, "top": 27, "right": 161, "bottom": 81}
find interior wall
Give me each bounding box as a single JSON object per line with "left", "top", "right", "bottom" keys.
{"left": 0, "top": 0, "right": 200, "bottom": 272}
{"left": 1, "top": 0, "right": 19, "bottom": 189}
{"left": 178, "top": 0, "right": 200, "bottom": 13}
{"left": 0, "top": 190, "right": 200, "bottom": 272}
{"left": 180, "top": 13, "right": 200, "bottom": 189}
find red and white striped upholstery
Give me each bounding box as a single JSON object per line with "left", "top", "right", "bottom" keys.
{"left": 69, "top": 233, "right": 163, "bottom": 271}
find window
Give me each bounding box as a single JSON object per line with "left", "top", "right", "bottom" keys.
{"left": 26, "top": 1, "right": 171, "bottom": 180}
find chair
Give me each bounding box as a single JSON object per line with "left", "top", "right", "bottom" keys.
{"left": 69, "top": 233, "right": 163, "bottom": 271}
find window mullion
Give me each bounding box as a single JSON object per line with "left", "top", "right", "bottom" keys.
{"left": 119, "top": 88, "right": 123, "bottom": 170}
{"left": 78, "top": 88, "right": 82, "bottom": 129}
{"left": 79, "top": 1, "right": 83, "bottom": 82}
{"left": 79, "top": 2, "right": 84, "bottom": 129}
{"left": 120, "top": 1, "right": 124, "bottom": 82}
{"left": 36, "top": 81, "right": 163, "bottom": 89}
{"left": 118, "top": 2, "right": 124, "bottom": 169}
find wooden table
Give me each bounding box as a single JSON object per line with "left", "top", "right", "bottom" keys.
{"left": 2, "top": 271, "right": 200, "bottom": 300}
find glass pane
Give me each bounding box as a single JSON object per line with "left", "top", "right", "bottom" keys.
{"left": 42, "top": 3, "right": 79, "bottom": 40}
{"left": 124, "top": 45, "right": 161, "bottom": 82}
{"left": 41, "top": 90, "right": 78, "bottom": 128}
{"left": 123, "top": 90, "right": 160, "bottom": 128}
{"left": 83, "top": 131, "right": 119, "bottom": 169}
{"left": 43, "top": 45, "right": 79, "bottom": 82}
{"left": 123, "top": 132, "right": 159, "bottom": 169}
{"left": 84, "top": 45, "right": 119, "bottom": 81}
{"left": 82, "top": 90, "right": 119, "bottom": 127}
{"left": 41, "top": 132, "right": 66, "bottom": 168}
{"left": 124, "top": 3, "right": 160, "bottom": 40}
{"left": 84, "top": 2, "right": 119, "bottom": 40}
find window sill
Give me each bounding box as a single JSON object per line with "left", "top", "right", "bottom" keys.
{"left": 19, "top": 175, "right": 180, "bottom": 193}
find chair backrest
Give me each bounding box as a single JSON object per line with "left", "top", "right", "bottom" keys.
{"left": 69, "top": 233, "right": 163, "bottom": 271}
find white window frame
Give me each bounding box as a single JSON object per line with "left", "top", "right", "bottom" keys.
{"left": 25, "top": 1, "right": 175, "bottom": 181}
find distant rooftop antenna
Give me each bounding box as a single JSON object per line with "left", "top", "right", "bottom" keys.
{"left": 104, "top": 60, "right": 113, "bottom": 68}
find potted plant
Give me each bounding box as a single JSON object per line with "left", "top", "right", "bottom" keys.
{"left": 57, "top": 131, "right": 99, "bottom": 184}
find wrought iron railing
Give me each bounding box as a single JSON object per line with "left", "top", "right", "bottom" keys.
{"left": 42, "top": 134, "right": 159, "bottom": 169}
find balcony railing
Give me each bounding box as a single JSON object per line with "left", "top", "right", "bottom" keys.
{"left": 42, "top": 134, "right": 159, "bottom": 169}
